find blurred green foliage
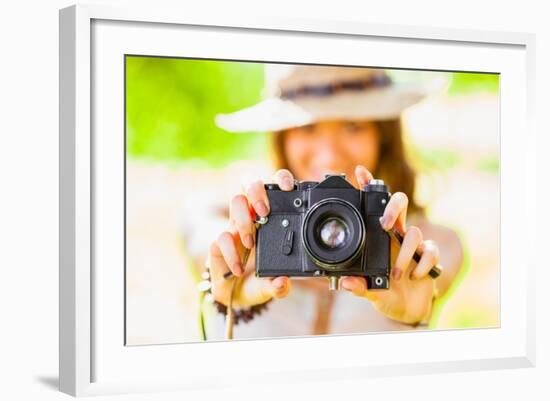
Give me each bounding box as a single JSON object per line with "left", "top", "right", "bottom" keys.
{"left": 414, "top": 147, "right": 462, "bottom": 172}
{"left": 448, "top": 72, "right": 499, "bottom": 96}
{"left": 475, "top": 155, "right": 500, "bottom": 174}
{"left": 126, "top": 57, "right": 499, "bottom": 166}
{"left": 126, "top": 56, "right": 266, "bottom": 167}
{"left": 389, "top": 70, "right": 499, "bottom": 96}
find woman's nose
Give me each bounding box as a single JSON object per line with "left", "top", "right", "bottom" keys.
{"left": 315, "top": 133, "right": 345, "bottom": 167}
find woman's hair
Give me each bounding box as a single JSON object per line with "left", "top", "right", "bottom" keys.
{"left": 269, "top": 118, "right": 424, "bottom": 216}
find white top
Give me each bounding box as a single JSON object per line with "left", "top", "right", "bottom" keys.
{"left": 204, "top": 284, "right": 419, "bottom": 341}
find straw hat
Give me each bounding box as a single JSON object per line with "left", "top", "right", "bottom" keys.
{"left": 215, "top": 64, "right": 446, "bottom": 133}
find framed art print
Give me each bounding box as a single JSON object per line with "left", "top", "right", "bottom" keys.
{"left": 59, "top": 4, "right": 536, "bottom": 396}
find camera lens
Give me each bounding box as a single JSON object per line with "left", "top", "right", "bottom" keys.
{"left": 319, "top": 218, "right": 348, "bottom": 249}
{"left": 302, "top": 198, "right": 365, "bottom": 270}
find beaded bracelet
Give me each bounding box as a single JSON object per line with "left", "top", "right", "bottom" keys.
{"left": 212, "top": 297, "right": 272, "bottom": 325}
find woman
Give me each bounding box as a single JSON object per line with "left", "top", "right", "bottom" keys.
{"left": 198, "top": 65, "right": 463, "bottom": 338}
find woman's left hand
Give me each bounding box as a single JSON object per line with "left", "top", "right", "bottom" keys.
{"left": 340, "top": 165, "right": 440, "bottom": 325}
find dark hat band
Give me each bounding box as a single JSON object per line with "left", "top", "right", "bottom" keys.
{"left": 280, "top": 74, "right": 392, "bottom": 100}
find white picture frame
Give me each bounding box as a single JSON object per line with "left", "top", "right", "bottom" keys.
{"left": 59, "top": 3, "right": 536, "bottom": 397}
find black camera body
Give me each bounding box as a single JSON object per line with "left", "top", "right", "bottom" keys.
{"left": 255, "top": 174, "right": 391, "bottom": 290}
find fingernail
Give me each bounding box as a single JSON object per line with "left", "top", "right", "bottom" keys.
{"left": 244, "top": 234, "right": 254, "bottom": 249}
{"left": 274, "top": 280, "right": 285, "bottom": 290}
{"left": 233, "top": 262, "right": 243, "bottom": 276}
{"left": 392, "top": 268, "right": 402, "bottom": 281}
{"left": 355, "top": 166, "right": 369, "bottom": 185}
{"left": 379, "top": 216, "right": 388, "bottom": 231}
{"left": 255, "top": 201, "right": 269, "bottom": 217}
{"left": 282, "top": 177, "right": 293, "bottom": 190}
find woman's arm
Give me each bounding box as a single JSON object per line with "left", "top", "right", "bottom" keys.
{"left": 415, "top": 221, "right": 464, "bottom": 299}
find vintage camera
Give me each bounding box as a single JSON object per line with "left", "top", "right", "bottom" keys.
{"left": 255, "top": 174, "right": 391, "bottom": 290}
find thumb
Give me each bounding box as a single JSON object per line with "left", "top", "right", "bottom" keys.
{"left": 236, "top": 276, "right": 291, "bottom": 306}
{"left": 269, "top": 276, "right": 291, "bottom": 299}
{"left": 340, "top": 276, "right": 379, "bottom": 302}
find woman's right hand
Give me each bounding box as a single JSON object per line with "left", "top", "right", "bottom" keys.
{"left": 207, "top": 169, "right": 295, "bottom": 308}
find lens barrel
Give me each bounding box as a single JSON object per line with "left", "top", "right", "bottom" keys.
{"left": 302, "top": 198, "right": 365, "bottom": 270}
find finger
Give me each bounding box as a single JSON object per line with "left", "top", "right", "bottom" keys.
{"left": 216, "top": 231, "right": 244, "bottom": 276}
{"left": 230, "top": 194, "right": 255, "bottom": 249}
{"left": 238, "top": 276, "right": 291, "bottom": 305}
{"left": 244, "top": 179, "right": 270, "bottom": 217}
{"left": 392, "top": 226, "right": 422, "bottom": 281}
{"left": 410, "top": 240, "right": 440, "bottom": 280}
{"left": 208, "top": 241, "right": 231, "bottom": 282}
{"left": 340, "top": 276, "right": 379, "bottom": 301}
{"left": 209, "top": 240, "right": 243, "bottom": 307}
{"left": 272, "top": 169, "right": 295, "bottom": 191}
{"left": 270, "top": 276, "right": 291, "bottom": 298}
{"left": 355, "top": 165, "right": 374, "bottom": 187}
{"left": 380, "top": 192, "right": 408, "bottom": 233}
{"left": 340, "top": 276, "right": 366, "bottom": 296}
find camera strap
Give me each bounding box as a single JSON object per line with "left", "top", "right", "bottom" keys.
{"left": 224, "top": 247, "right": 251, "bottom": 339}
{"left": 390, "top": 229, "right": 442, "bottom": 279}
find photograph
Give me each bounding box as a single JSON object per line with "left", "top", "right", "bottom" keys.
{"left": 124, "top": 57, "right": 500, "bottom": 345}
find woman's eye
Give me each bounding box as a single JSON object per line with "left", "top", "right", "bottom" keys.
{"left": 300, "top": 124, "right": 315, "bottom": 133}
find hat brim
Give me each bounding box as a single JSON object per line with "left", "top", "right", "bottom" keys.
{"left": 215, "top": 79, "right": 447, "bottom": 133}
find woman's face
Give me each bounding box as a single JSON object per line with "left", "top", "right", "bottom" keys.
{"left": 283, "top": 119, "right": 381, "bottom": 188}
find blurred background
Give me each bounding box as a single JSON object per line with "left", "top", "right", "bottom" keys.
{"left": 125, "top": 56, "right": 499, "bottom": 345}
